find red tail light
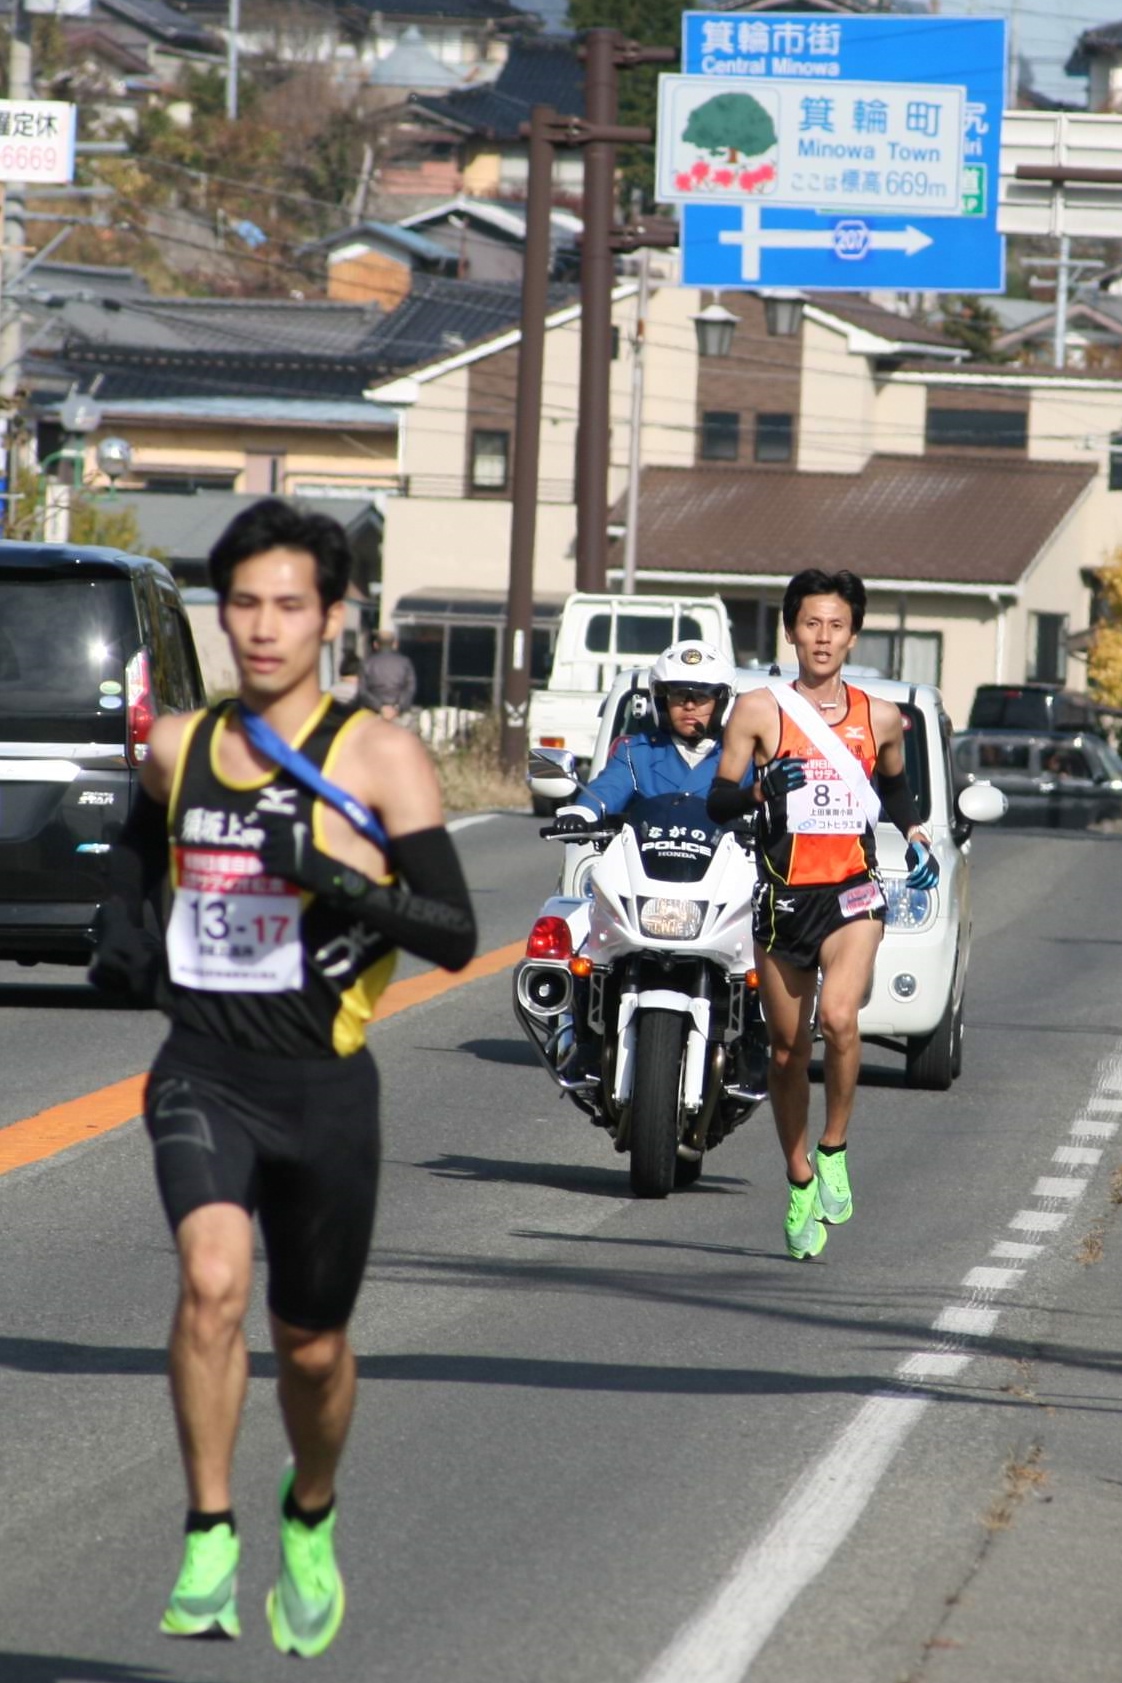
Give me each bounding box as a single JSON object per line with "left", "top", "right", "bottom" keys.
{"left": 526, "top": 916, "right": 572, "bottom": 961}
{"left": 125, "top": 648, "right": 157, "bottom": 766}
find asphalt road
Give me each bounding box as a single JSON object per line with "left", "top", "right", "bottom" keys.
{"left": 2, "top": 816, "right": 1122, "bottom": 1683}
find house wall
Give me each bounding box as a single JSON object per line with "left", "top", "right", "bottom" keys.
{"left": 641, "top": 283, "right": 702, "bottom": 473}
{"left": 80, "top": 424, "right": 398, "bottom": 497}
{"left": 693, "top": 291, "right": 803, "bottom": 471}
{"left": 861, "top": 593, "right": 1000, "bottom": 728}
{"left": 797, "top": 315, "right": 873, "bottom": 474}
{"left": 327, "top": 247, "right": 413, "bottom": 308}
{"left": 871, "top": 376, "right": 926, "bottom": 456}
{"left": 399, "top": 366, "right": 470, "bottom": 496}
{"left": 379, "top": 497, "right": 576, "bottom": 622}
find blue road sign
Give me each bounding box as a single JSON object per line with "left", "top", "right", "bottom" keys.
{"left": 677, "top": 12, "right": 1005, "bottom": 292}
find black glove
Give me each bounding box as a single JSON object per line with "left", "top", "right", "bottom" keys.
{"left": 257, "top": 819, "right": 366, "bottom": 905}
{"left": 88, "top": 901, "right": 162, "bottom": 1005}
{"left": 759, "top": 755, "right": 807, "bottom": 800}
{"left": 904, "top": 838, "right": 940, "bottom": 891}
{"left": 552, "top": 811, "right": 595, "bottom": 835}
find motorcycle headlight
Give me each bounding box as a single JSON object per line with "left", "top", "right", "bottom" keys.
{"left": 638, "top": 897, "right": 705, "bottom": 940}
{"left": 882, "top": 877, "right": 936, "bottom": 932}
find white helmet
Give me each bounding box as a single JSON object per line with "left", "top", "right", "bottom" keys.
{"left": 649, "top": 640, "right": 736, "bottom": 740}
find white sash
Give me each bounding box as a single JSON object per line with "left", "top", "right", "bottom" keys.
{"left": 772, "top": 684, "right": 882, "bottom": 831}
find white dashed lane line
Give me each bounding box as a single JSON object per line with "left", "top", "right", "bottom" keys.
{"left": 636, "top": 1046, "right": 1122, "bottom": 1683}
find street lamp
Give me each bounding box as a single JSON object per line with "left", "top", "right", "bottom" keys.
{"left": 761, "top": 289, "right": 805, "bottom": 337}
{"left": 96, "top": 435, "right": 133, "bottom": 499}
{"left": 692, "top": 301, "right": 738, "bottom": 359}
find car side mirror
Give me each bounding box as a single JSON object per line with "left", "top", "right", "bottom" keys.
{"left": 953, "top": 779, "right": 1007, "bottom": 843}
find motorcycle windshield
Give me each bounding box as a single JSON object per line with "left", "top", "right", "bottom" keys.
{"left": 625, "top": 793, "right": 723, "bottom": 884}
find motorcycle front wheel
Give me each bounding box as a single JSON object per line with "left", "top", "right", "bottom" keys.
{"left": 630, "top": 1009, "right": 686, "bottom": 1199}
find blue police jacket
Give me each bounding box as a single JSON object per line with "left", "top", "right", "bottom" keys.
{"left": 575, "top": 731, "right": 753, "bottom": 817}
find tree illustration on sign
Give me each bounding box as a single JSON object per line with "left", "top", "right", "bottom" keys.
{"left": 682, "top": 92, "right": 777, "bottom": 166}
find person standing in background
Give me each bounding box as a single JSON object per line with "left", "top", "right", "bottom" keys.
{"left": 359, "top": 629, "right": 416, "bottom": 722}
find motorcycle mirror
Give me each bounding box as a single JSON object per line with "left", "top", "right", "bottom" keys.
{"left": 528, "top": 747, "right": 579, "bottom": 783}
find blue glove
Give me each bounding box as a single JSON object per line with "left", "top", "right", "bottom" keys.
{"left": 760, "top": 756, "right": 807, "bottom": 800}
{"left": 552, "top": 811, "right": 596, "bottom": 835}
{"left": 904, "top": 838, "right": 940, "bottom": 891}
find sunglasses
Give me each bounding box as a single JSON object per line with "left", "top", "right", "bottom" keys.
{"left": 664, "top": 687, "right": 714, "bottom": 706}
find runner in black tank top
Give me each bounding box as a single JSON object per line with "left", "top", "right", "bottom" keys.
{"left": 90, "top": 499, "right": 475, "bottom": 1656}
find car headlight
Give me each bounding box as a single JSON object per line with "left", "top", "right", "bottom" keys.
{"left": 882, "top": 877, "right": 936, "bottom": 931}
{"left": 639, "top": 897, "right": 705, "bottom": 940}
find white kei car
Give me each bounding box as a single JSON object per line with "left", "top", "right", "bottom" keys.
{"left": 544, "top": 667, "right": 1006, "bottom": 1091}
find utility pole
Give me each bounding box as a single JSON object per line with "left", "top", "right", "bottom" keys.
{"left": 499, "top": 105, "right": 557, "bottom": 777}
{"left": 499, "top": 103, "right": 651, "bottom": 774}
{"left": 621, "top": 242, "right": 648, "bottom": 595}
{"left": 226, "top": 0, "right": 241, "bottom": 123}
{"left": 1012, "top": 162, "right": 1122, "bottom": 371}
{"left": 0, "top": 0, "right": 31, "bottom": 530}
{"left": 573, "top": 32, "right": 677, "bottom": 593}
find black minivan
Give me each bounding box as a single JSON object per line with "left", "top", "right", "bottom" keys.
{"left": 0, "top": 543, "right": 206, "bottom": 965}
{"left": 967, "top": 683, "right": 1104, "bottom": 734}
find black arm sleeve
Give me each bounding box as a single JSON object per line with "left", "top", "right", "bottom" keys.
{"left": 877, "top": 768, "right": 923, "bottom": 838}
{"left": 346, "top": 825, "right": 477, "bottom": 972}
{"left": 107, "top": 787, "right": 170, "bottom": 922}
{"left": 707, "top": 776, "right": 756, "bottom": 825}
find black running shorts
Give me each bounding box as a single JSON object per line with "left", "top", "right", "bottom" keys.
{"left": 752, "top": 873, "right": 886, "bottom": 972}
{"left": 145, "top": 1028, "right": 380, "bottom": 1331}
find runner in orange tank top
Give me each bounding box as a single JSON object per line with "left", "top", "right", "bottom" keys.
{"left": 707, "top": 570, "right": 939, "bottom": 1261}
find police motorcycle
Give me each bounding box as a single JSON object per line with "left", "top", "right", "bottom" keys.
{"left": 513, "top": 754, "right": 769, "bottom": 1199}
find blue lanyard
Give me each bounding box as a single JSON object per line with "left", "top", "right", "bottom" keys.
{"left": 237, "top": 702, "right": 388, "bottom": 851}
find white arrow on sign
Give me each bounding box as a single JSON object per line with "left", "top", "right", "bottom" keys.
{"left": 717, "top": 206, "right": 933, "bottom": 281}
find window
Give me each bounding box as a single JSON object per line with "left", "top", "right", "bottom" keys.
{"left": 978, "top": 741, "right": 1030, "bottom": 771}
{"left": 140, "top": 473, "right": 237, "bottom": 495}
{"left": 700, "top": 410, "right": 739, "bottom": 462}
{"left": 470, "top": 429, "right": 510, "bottom": 492}
{"left": 1041, "top": 745, "right": 1091, "bottom": 780}
{"left": 586, "top": 613, "right": 703, "bottom": 656}
{"left": 1027, "top": 612, "right": 1068, "bottom": 683}
{"left": 925, "top": 408, "right": 1028, "bottom": 450}
{"left": 755, "top": 412, "right": 794, "bottom": 463}
{"left": 853, "top": 630, "right": 942, "bottom": 686}
{"left": 1110, "top": 433, "right": 1122, "bottom": 491}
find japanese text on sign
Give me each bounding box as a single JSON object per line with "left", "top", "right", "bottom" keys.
{"left": 657, "top": 75, "right": 964, "bottom": 214}
{"left": 0, "top": 100, "right": 75, "bottom": 183}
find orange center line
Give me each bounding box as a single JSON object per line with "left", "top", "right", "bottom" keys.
{"left": 0, "top": 938, "right": 528, "bottom": 1179}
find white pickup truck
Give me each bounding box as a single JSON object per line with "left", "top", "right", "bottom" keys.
{"left": 528, "top": 592, "right": 733, "bottom": 812}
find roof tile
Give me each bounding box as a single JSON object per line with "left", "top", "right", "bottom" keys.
{"left": 613, "top": 457, "right": 1097, "bottom": 587}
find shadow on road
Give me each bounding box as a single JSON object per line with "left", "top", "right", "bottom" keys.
{"left": 417, "top": 1151, "right": 630, "bottom": 1197}
{"left": 455, "top": 1037, "right": 540, "bottom": 1069}
{"left": 0, "top": 983, "right": 132, "bottom": 1012}
{"left": 0, "top": 1655, "right": 180, "bottom": 1683}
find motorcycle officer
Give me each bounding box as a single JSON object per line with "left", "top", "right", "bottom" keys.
{"left": 551, "top": 640, "right": 751, "bottom": 831}
{"left": 550, "top": 641, "right": 762, "bottom": 1089}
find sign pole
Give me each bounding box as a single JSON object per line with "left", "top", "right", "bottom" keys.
{"left": 0, "top": 0, "right": 30, "bottom": 534}
{"left": 1053, "top": 233, "right": 1070, "bottom": 372}
{"left": 499, "top": 103, "right": 556, "bottom": 777}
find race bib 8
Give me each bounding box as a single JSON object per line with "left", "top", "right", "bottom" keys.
{"left": 167, "top": 847, "right": 304, "bottom": 993}
{"left": 786, "top": 761, "right": 866, "bottom": 835}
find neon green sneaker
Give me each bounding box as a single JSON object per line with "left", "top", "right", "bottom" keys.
{"left": 815, "top": 1145, "right": 853, "bottom": 1225}
{"left": 160, "top": 1524, "right": 240, "bottom": 1639}
{"left": 266, "top": 1468, "right": 346, "bottom": 1658}
{"left": 785, "top": 1180, "right": 827, "bottom": 1260}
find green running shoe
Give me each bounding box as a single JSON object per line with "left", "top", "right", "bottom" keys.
{"left": 815, "top": 1145, "right": 853, "bottom": 1225}
{"left": 785, "top": 1180, "right": 827, "bottom": 1260}
{"left": 160, "top": 1524, "right": 240, "bottom": 1639}
{"left": 266, "top": 1468, "right": 346, "bottom": 1659}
